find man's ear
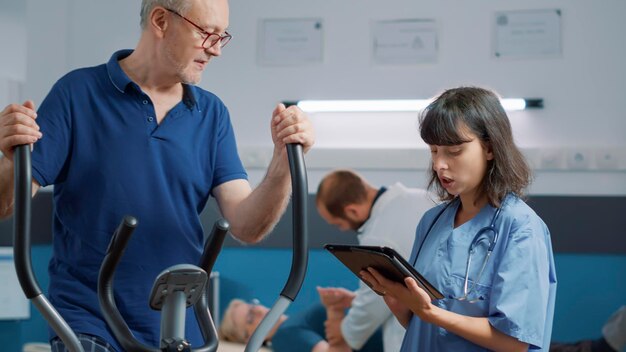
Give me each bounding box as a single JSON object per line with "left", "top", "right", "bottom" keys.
{"left": 150, "top": 7, "right": 169, "bottom": 36}
{"left": 344, "top": 203, "right": 365, "bottom": 221}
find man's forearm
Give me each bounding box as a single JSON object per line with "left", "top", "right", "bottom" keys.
{"left": 0, "top": 156, "right": 15, "bottom": 219}
{"left": 228, "top": 149, "right": 292, "bottom": 242}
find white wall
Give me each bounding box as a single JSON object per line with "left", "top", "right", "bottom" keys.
{"left": 0, "top": 2, "right": 26, "bottom": 108}
{"left": 16, "top": 0, "right": 626, "bottom": 195}
{"left": 215, "top": 0, "right": 626, "bottom": 147}
{"left": 24, "top": 0, "right": 69, "bottom": 109}
{"left": 0, "top": 1, "right": 26, "bottom": 80}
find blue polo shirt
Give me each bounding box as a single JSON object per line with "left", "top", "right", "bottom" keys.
{"left": 31, "top": 49, "right": 247, "bottom": 351}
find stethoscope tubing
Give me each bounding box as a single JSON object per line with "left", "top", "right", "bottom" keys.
{"left": 413, "top": 198, "right": 503, "bottom": 269}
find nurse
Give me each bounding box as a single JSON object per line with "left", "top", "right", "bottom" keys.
{"left": 362, "top": 86, "right": 557, "bottom": 351}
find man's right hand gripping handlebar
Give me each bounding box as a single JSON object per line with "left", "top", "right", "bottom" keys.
{"left": 0, "top": 100, "right": 42, "bottom": 160}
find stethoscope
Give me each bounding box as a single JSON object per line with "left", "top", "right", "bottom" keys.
{"left": 413, "top": 197, "right": 503, "bottom": 301}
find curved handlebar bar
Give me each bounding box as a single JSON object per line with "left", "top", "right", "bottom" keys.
{"left": 97, "top": 217, "right": 158, "bottom": 352}
{"left": 98, "top": 216, "right": 230, "bottom": 351}
{"left": 13, "top": 144, "right": 84, "bottom": 352}
{"left": 193, "top": 219, "right": 230, "bottom": 351}
{"left": 280, "top": 144, "right": 309, "bottom": 300}
{"left": 13, "top": 145, "right": 39, "bottom": 298}
{"left": 245, "top": 143, "right": 309, "bottom": 352}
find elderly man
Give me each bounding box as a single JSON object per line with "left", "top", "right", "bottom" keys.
{"left": 0, "top": 0, "right": 313, "bottom": 350}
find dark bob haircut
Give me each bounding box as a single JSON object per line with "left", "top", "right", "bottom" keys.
{"left": 419, "top": 86, "right": 531, "bottom": 207}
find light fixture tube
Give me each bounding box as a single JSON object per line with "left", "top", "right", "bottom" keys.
{"left": 296, "top": 98, "right": 542, "bottom": 113}
{"left": 296, "top": 99, "right": 432, "bottom": 112}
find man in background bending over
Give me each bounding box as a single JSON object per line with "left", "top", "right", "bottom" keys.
{"left": 316, "top": 169, "right": 433, "bottom": 351}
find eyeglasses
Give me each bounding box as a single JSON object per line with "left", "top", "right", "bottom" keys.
{"left": 245, "top": 299, "right": 260, "bottom": 325}
{"left": 166, "top": 8, "right": 232, "bottom": 49}
{"left": 243, "top": 299, "right": 260, "bottom": 341}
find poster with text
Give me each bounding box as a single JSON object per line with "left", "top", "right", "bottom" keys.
{"left": 259, "top": 18, "right": 324, "bottom": 66}
{"left": 494, "top": 9, "right": 562, "bottom": 59}
{"left": 372, "top": 19, "right": 438, "bottom": 65}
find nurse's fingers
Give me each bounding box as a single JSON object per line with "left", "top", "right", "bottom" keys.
{"left": 366, "top": 267, "right": 409, "bottom": 297}
{"left": 360, "top": 269, "right": 379, "bottom": 286}
{"left": 404, "top": 277, "right": 433, "bottom": 303}
{"left": 360, "top": 269, "right": 387, "bottom": 295}
{"left": 366, "top": 267, "right": 396, "bottom": 287}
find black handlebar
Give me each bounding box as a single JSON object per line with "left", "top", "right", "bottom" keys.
{"left": 98, "top": 216, "right": 230, "bottom": 352}
{"left": 97, "top": 217, "right": 158, "bottom": 352}
{"left": 14, "top": 144, "right": 84, "bottom": 352}
{"left": 13, "top": 145, "right": 42, "bottom": 299}
{"left": 193, "top": 219, "right": 230, "bottom": 351}
{"left": 197, "top": 219, "right": 229, "bottom": 274}
{"left": 280, "top": 144, "right": 309, "bottom": 300}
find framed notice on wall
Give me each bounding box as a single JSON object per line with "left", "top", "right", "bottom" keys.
{"left": 258, "top": 18, "right": 324, "bottom": 66}
{"left": 493, "top": 9, "right": 562, "bottom": 59}
{"left": 371, "top": 19, "right": 438, "bottom": 65}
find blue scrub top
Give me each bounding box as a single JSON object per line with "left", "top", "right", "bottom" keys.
{"left": 401, "top": 195, "right": 557, "bottom": 351}
{"left": 31, "top": 50, "right": 247, "bottom": 351}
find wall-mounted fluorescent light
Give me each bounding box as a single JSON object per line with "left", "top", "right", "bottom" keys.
{"left": 294, "top": 98, "right": 543, "bottom": 113}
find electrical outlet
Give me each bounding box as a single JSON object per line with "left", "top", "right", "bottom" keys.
{"left": 566, "top": 150, "right": 592, "bottom": 170}
{"left": 522, "top": 148, "right": 541, "bottom": 170}
{"left": 540, "top": 149, "right": 566, "bottom": 170}
{"left": 594, "top": 149, "right": 620, "bottom": 170}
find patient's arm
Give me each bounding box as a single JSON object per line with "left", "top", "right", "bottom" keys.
{"left": 317, "top": 287, "right": 355, "bottom": 310}
{"left": 322, "top": 306, "right": 351, "bottom": 352}
{"left": 311, "top": 339, "right": 351, "bottom": 352}
{"left": 312, "top": 340, "right": 329, "bottom": 352}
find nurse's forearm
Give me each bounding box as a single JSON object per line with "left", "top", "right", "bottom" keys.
{"left": 389, "top": 305, "right": 412, "bottom": 328}
{"left": 382, "top": 295, "right": 412, "bottom": 328}
{"left": 422, "top": 306, "right": 528, "bottom": 352}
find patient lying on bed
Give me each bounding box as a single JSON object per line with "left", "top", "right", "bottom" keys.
{"left": 219, "top": 293, "right": 382, "bottom": 352}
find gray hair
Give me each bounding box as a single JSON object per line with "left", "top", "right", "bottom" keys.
{"left": 140, "top": 0, "right": 192, "bottom": 29}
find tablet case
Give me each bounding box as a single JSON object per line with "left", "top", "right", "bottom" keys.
{"left": 324, "top": 244, "right": 444, "bottom": 300}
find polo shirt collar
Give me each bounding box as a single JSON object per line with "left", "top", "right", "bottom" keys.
{"left": 182, "top": 84, "right": 198, "bottom": 110}
{"left": 107, "top": 49, "right": 198, "bottom": 110}
{"left": 107, "top": 49, "right": 134, "bottom": 93}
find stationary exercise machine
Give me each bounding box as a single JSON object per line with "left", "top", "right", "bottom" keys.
{"left": 13, "top": 143, "right": 309, "bottom": 352}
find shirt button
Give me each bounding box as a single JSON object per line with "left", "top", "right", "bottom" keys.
{"left": 142, "top": 100, "right": 148, "bottom": 105}
{"left": 147, "top": 116, "right": 154, "bottom": 122}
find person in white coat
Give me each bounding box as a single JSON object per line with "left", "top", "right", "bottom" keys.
{"left": 316, "top": 169, "right": 434, "bottom": 351}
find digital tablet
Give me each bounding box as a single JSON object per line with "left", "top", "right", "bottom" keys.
{"left": 324, "top": 244, "right": 444, "bottom": 300}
